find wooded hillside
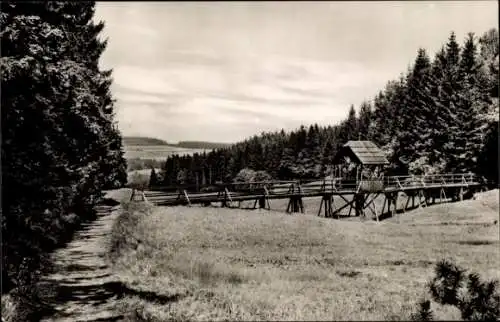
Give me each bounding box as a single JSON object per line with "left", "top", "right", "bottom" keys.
{"left": 160, "top": 30, "right": 498, "bottom": 187}
{"left": 122, "top": 136, "right": 170, "bottom": 146}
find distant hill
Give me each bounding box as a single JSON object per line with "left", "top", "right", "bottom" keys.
{"left": 123, "top": 136, "right": 170, "bottom": 146}
{"left": 123, "top": 136, "right": 232, "bottom": 150}
{"left": 176, "top": 141, "right": 232, "bottom": 149}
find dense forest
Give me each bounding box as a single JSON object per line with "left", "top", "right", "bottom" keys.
{"left": 175, "top": 141, "right": 232, "bottom": 150}
{"left": 122, "top": 136, "right": 170, "bottom": 146}
{"left": 1, "top": 1, "right": 127, "bottom": 301}
{"left": 159, "top": 30, "right": 499, "bottom": 188}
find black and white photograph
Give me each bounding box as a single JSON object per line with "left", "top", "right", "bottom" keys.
{"left": 1, "top": 1, "right": 499, "bottom": 321}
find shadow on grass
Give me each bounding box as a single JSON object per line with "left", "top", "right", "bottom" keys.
{"left": 456, "top": 240, "right": 497, "bottom": 246}
{"left": 39, "top": 279, "right": 185, "bottom": 321}
{"left": 336, "top": 270, "right": 362, "bottom": 278}
{"left": 100, "top": 198, "right": 121, "bottom": 207}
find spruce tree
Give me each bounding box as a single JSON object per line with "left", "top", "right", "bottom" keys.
{"left": 339, "top": 105, "right": 358, "bottom": 143}
{"left": 321, "top": 140, "right": 335, "bottom": 177}
{"left": 357, "top": 101, "right": 372, "bottom": 140}
{"left": 149, "top": 168, "right": 158, "bottom": 189}
{"left": 396, "top": 48, "right": 435, "bottom": 174}
{"left": 368, "top": 91, "right": 392, "bottom": 146}
{"left": 1, "top": 0, "right": 126, "bottom": 298}
{"left": 457, "top": 33, "right": 493, "bottom": 174}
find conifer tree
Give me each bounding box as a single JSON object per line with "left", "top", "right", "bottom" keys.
{"left": 396, "top": 48, "right": 435, "bottom": 174}
{"left": 339, "top": 105, "right": 358, "bottom": 143}
{"left": 321, "top": 140, "right": 335, "bottom": 177}
{"left": 149, "top": 168, "right": 158, "bottom": 189}
{"left": 357, "top": 101, "right": 372, "bottom": 140}
{"left": 1, "top": 0, "right": 126, "bottom": 297}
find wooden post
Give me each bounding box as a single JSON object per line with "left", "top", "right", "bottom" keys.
{"left": 392, "top": 193, "right": 398, "bottom": 217}
{"left": 419, "top": 189, "right": 427, "bottom": 208}
{"left": 264, "top": 186, "right": 271, "bottom": 210}
{"left": 318, "top": 194, "right": 334, "bottom": 218}
{"left": 348, "top": 195, "right": 354, "bottom": 217}
{"left": 373, "top": 196, "right": 380, "bottom": 222}
{"left": 354, "top": 193, "right": 365, "bottom": 217}
{"left": 183, "top": 190, "right": 191, "bottom": 207}
{"left": 356, "top": 166, "right": 360, "bottom": 187}
{"left": 403, "top": 193, "right": 410, "bottom": 213}
{"left": 258, "top": 197, "right": 266, "bottom": 209}
{"left": 381, "top": 195, "right": 387, "bottom": 215}
{"left": 318, "top": 195, "right": 325, "bottom": 217}
{"left": 225, "top": 187, "right": 233, "bottom": 207}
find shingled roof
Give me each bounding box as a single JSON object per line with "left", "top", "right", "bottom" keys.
{"left": 333, "top": 140, "right": 389, "bottom": 165}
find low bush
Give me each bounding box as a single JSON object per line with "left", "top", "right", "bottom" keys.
{"left": 127, "top": 172, "right": 150, "bottom": 190}
{"left": 411, "top": 259, "right": 500, "bottom": 321}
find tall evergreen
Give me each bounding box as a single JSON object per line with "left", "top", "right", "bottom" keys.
{"left": 339, "top": 105, "right": 358, "bottom": 143}
{"left": 357, "top": 101, "right": 372, "bottom": 140}
{"left": 149, "top": 168, "right": 158, "bottom": 189}
{"left": 396, "top": 48, "right": 435, "bottom": 174}
{"left": 1, "top": 0, "right": 127, "bottom": 299}
{"left": 321, "top": 140, "right": 335, "bottom": 177}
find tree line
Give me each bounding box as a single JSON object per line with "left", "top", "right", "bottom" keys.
{"left": 1, "top": 1, "right": 127, "bottom": 301}
{"left": 159, "top": 30, "right": 498, "bottom": 188}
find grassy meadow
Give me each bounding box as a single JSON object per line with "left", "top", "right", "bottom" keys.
{"left": 108, "top": 189, "right": 499, "bottom": 321}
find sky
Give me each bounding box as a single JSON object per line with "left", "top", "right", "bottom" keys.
{"left": 94, "top": 1, "right": 498, "bottom": 144}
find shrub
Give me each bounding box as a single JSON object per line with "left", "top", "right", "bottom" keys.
{"left": 127, "top": 172, "right": 150, "bottom": 190}
{"left": 127, "top": 158, "right": 165, "bottom": 171}
{"left": 233, "top": 168, "right": 272, "bottom": 183}
{"left": 108, "top": 202, "right": 151, "bottom": 263}
{"left": 233, "top": 168, "right": 272, "bottom": 192}
{"left": 411, "top": 259, "right": 500, "bottom": 321}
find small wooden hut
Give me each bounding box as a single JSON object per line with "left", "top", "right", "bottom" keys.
{"left": 332, "top": 141, "right": 389, "bottom": 190}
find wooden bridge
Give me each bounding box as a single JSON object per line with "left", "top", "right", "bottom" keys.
{"left": 131, "top": 173, "right": 484, "bottom": 221}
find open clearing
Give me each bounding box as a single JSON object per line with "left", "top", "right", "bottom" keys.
{"left": 110, "top": 190, "right": 499, "bottom": 321}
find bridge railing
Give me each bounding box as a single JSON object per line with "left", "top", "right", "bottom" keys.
{"left": 146, "top": 173, "right": 480, "bottom": 202}
{"left": 383, "top": 173, "right": 478, "bottom": 190}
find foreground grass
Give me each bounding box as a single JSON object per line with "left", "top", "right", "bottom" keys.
{"left": 109, "top": 190, "right": 499, "bottom": 321}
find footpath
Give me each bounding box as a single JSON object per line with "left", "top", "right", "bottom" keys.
{"left": 39, "top": 189, "right": 130, "bottom": 322}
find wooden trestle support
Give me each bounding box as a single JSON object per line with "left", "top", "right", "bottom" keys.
{"left": 130, "top": 187, "right": 148, "bottom": 202}
{"left": 286, "top": 183, "right": 304, "bottom": 214}
{"left": 144, "top": 173, "right": 481, "bottom": 220}
{"left": 253, "top": 186, "right": 271, "bottom": 210}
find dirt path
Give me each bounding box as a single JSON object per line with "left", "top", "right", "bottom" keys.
{"left": 40, "top": 190, "right": 130, "bottom": 322}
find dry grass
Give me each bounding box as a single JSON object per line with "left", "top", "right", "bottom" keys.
{"left": 109, "top": 190, "right": 499, "bottom": 321}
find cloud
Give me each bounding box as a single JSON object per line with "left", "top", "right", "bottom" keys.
{"left": 96, "top": 2, "right": 497, "bottom": 142}
{"left": 110, "top": 56, "right": 394, "bottom": 142}
{"left": 112, "top": 65, "right": 179, "bottom": 95}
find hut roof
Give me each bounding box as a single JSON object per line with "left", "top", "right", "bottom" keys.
{"left": 333, "top": 140, "right": 389, "bottom": 166}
